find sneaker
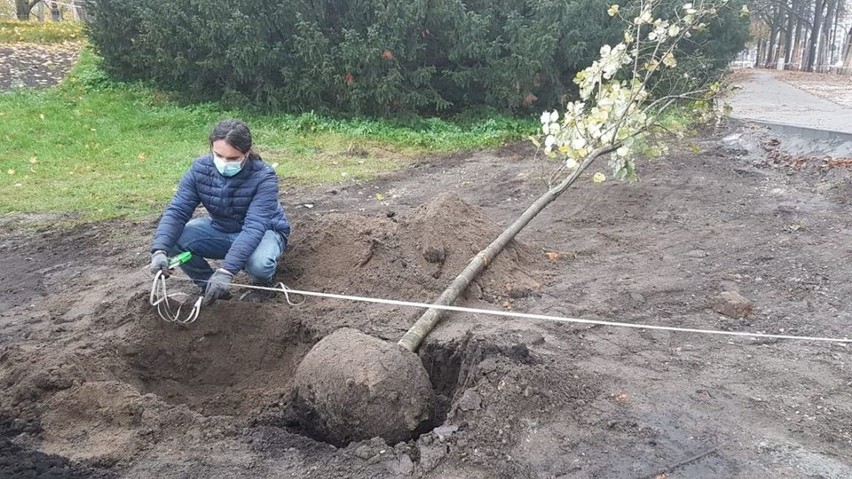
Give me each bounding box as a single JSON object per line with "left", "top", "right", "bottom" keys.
{"left": 238, "top": 281, "right": 278, "bottom": 303}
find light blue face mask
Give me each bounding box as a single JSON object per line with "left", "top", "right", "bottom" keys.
{"left": 213, "top": 154, "right": 244, "bottom": 177}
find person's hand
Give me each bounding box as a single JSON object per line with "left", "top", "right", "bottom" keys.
{"left": 149, "top": 250, "right": 170, "bottom": 277}
{"left": 203, "top": 269, "right": 234, "bottom": 306}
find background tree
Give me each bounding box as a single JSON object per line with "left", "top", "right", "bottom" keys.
{"left": 15, "top": 0, "right": 40, "bottom": 20}
{"left": 749, "top": 0, "right": 849, "bottom": 70}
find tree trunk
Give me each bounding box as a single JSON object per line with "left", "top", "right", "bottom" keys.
{"left": 805, "top": 0, "right": 827, "bottom": 71}
{"left": 817, "top": 0, "right": 837, "bottom": 70}
{"left": 791, "top": 6, "right": 806, "bottom": 69}
{"left": 829, "top": 3, "right": 840, "bottom": 65}
{"left": 844, "top": 27, "right": 852, "bottom": 69}
{"left": 15, "top": 0, "right": 39, "bottom": 20}
{"left": 784, "top": 8, "right": 795, "bottom": 65}
{"left": 766, "top": 30, "right": 777, "bottom": 68}
{"left": 398, "top": 145, "right": 618, "bottom": 352}
{"left": 765, "top": 6, "right": 781, "bottom": 68}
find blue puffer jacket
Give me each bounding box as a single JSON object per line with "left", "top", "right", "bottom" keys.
{"left": 151, "top": 154, "right": 290, "bottom": 275}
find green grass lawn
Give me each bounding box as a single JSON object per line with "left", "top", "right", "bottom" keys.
{"left": 0, "top": 48, "right": 535, "bottom": 221}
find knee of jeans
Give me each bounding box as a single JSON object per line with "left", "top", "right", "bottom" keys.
{"left": 245, "top": 255, "right": 277, "bottom": 280}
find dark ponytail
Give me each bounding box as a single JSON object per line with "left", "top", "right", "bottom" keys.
{"left": 209, "top": 119, "right": 258, "bottom": 159}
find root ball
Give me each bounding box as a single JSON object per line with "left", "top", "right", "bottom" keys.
{"left": 293, "top": 328, "right": 434, "bottom": 445}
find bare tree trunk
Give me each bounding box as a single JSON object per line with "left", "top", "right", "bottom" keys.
{"left": 844, "top": 27, "right": 852, "bottom": 69}
{"left": 15, "top": 0, "right": 41, "bottom": 20}
{"left": 774, "top": 29, "right": 786, "bottom": 68}
{"left": 766, "top": 31, "right": 777, "bottom": 68}
{"left": 791, "top": 5, "right": 806, "bottom": 69}
{"left": 817, "top": 0, "right": 837, "bottom": 69}
{"left": 765, "top": 6, "right": 781, "bottom": 67}
{"left": 805, "top": 0, "right": 827, "bottom": 71}
{"left": 398, "top": 145, "right": 618, "bottom": 352}
{"left": 784, "top": 8, "right": 796, "bottom": 65}
{"left": 829, "top": 3, "right": 840, "bottom": 65}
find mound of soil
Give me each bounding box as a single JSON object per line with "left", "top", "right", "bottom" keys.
{"left": 281, "top": 193, "right": 542, "bottom": 308}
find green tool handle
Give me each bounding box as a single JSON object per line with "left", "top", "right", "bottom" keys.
{"left": 168, "top": 251, "right": 192, "bottom": 268}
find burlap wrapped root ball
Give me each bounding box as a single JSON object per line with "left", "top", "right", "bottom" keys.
{"left": 293, "top": 328, "right": 435, "bottom": 445}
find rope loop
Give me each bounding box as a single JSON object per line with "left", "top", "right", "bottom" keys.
{"left": 148, "top": 271, "right": 202, "bottom": 324}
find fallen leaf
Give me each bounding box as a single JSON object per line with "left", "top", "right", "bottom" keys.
{"left": 39, "top": 113, "right": 45, "bottom": 120}
{"left": 592, "top": 172, "right": 606, "bottom": 183}
{"left": 545, "top": 251, "right": 559, "bottom": 261}
{"left": 375, "top": 193, "right": 385, "bottom": 201}
{"left": 6, "top": 169, "right": 15, "bottom": 175}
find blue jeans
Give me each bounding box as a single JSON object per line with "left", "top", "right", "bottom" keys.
{"left": 167, "top": 218, "right": 286, "bottom": 291}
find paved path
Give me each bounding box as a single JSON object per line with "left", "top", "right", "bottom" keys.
{"left": 728, "top": 70, "right": 852, "bottom": 135}
{"left": 0, "top": 43, "right": 80, "bottom": 90}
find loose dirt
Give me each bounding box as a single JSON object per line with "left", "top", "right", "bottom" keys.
{"left": 1, "top": 118, "right": 851, "bottom": 478}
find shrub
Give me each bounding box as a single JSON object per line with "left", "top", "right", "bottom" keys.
{"left": 85, "top": 0, "right": 746, "bottom": 116}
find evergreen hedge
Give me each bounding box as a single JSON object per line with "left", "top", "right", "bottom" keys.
{"left": 85, "top": 0, "right": 747, "bottom": 116}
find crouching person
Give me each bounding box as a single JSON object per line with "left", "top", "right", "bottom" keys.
{"left": 148, "top": 119, "right": 290, "bottom": 305}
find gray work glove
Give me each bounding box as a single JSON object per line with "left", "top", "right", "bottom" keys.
{"left": 203, "top": 269, "right": 234, "bottom": 306}
{"left": 149, "top": 250, "right": 170, "bottom": 277}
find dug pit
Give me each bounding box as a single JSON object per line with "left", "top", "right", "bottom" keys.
{"left": 1, "top": 194, "right": 546, "bottom": 460}
{"left": 115, "top": 305, "right": 479, "bottom": 446}
{"left": 118, "top": 302, "right": 314, "bottom": 417}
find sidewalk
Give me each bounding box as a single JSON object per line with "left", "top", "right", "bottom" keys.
{"left": 727, "top": 70, "right": 852, "bottom": 135}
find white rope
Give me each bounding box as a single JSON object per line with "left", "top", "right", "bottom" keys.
{"left": 148, "top": 272, "right": 202, "bottom": 324}
{"left": 157, "top": 276, "right": 852, "bottom": 344}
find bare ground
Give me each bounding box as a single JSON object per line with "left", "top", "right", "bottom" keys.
{"left": 1, "top": 119, "right": 851, "bottom": 478}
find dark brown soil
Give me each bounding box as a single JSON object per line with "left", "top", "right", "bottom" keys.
{"left": 1, "top": 121, "right": 851, "bottom": 478}
{"left": 0, "top": 418, "right": 112, "bottom": 479}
